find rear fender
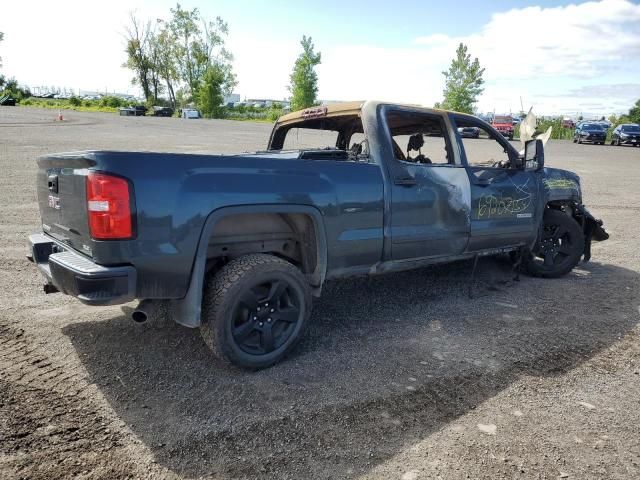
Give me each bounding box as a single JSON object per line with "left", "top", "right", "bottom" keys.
{"left": 169, "top": 204, "right": 327, "bottom": 328}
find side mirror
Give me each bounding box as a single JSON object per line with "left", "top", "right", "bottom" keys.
{"left": 524, "top": 139, "right": 544, "bottom": 171}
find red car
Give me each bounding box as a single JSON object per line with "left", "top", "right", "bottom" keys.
{"left": 492, "top": 115, "right": 514, "bottom": 140}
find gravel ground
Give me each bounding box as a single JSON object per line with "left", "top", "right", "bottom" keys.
{"left": 1, "top": 107, "right": 639, "bottom": 480}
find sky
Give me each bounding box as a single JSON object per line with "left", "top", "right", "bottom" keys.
{"left": 1, "top": 0, "right": 639, "bottom": 117}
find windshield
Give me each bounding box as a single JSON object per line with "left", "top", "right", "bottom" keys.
{"left": 583, "top": 124, "right": 603, "bottom": 131}
{"left": 622, "top": 125, "right": 640, "bottom": 133}
{"left": 494, "top": 116, "right": 512, "bottom": 124}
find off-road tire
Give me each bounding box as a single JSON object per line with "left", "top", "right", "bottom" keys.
{"left": 522, "top": 209, "right": 584, "bottom": 278}
{"left": 201, "top": 253, "right": 311, "bottom": 369}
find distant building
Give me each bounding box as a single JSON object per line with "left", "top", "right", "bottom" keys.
{"left": 245, "top": 98, "right": 290, "bottom": 108}
{"left": 223, "top": 93, "right": 241, "bottom": 105}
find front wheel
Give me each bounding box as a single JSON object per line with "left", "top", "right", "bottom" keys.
{"left": 201, "top": 254, "right": 312, "bottom": 369}
{"left": 522, "top": 209, "right": 585, "bottom": 278}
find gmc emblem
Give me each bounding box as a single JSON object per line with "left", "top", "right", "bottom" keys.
{"left": 48, "top": 195, "right": 60, "bottom": 210}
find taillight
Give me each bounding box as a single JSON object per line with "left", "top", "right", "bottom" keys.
{"left": 86, "top": 173, "right": 133, "bottom": 239}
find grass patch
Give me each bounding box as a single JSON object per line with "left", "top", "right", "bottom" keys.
{"left": 20, "top": 98, "right": 119, "bottom": 113}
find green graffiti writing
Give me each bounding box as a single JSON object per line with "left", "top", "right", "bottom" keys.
{"left": 543, "top": 178, "right": 578, "bottom": 191}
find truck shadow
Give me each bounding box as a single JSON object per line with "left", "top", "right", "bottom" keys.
{"left": 63, "top": 258, "right": 640, "bottom": 479}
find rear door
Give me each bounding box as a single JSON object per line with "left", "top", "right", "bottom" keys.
{"left": 37, "top": 154, "right": 93, "bottom": 255}
{"left": 450, "top": 114, "right": 539, "bottom": 251}
{"left": 383, "top": 107, "right": 471, "bottom": 261}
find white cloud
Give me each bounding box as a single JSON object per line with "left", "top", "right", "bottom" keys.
{"left": 414, "top": 0, "right": 640, "bottom": 80}
{"left": 309, "top": 0, "right": 640, "bottom": 114}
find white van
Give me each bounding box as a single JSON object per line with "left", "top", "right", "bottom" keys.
{"left": 182, "top": 109, "right": 201, "bottom": 119}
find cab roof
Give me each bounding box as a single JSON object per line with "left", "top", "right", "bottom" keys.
{"left": 276, "top": 100, "right": 472, "bottom": 126}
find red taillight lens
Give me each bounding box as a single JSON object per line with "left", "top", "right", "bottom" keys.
{"left": 86, "top": 173, "right": 133, "bottom": 239}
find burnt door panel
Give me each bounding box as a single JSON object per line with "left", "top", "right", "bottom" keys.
{"left": 390, "top": 165, "right": 471, "bottom": 260}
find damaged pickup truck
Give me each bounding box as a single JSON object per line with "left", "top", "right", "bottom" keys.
{"left": 29, "top": 101, "right": 608, "bottom": 368}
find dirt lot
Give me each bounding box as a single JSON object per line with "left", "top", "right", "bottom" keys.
{"left": 1, "top": 107, "right": 639, "bottom": 480}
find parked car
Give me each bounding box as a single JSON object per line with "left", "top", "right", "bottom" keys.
{"left": 0, "top": 94, "right": 16, "bottom": 106}
{"left": 152, "top": 106, "right": 174, "bottom": 117}
{"left": 181, "top": 108, "right": 201, "bottom": 119}
{"left": 561, "top": 118, "right": 575, "bottom": 129}
{"left": 611, "top": 124, "right": 640, "bottom": 147}
{"left": 573, "top": 123, "right": 606, "bottom": 145}
{"left": 492, "top": 115, "right": 514, "bottom": 140}
{"left": 457, "top": 126, "right": 480, "bottom": 138}
{"left": 118, "top": 106, "right": 147, "bottom": 117}
{"left": 28, "top": 101, "right": 608, "bottom": 368}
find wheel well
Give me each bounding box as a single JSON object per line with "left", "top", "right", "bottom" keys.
{"left": 545, "top": 201, "right": 586, "bottom": 230}
{"left": 205, "top": 212, "right": 320, "bottom": 286}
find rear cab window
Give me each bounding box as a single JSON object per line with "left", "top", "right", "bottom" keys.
{"left": 269, "top": 109, "right": 368, "bottom": 160}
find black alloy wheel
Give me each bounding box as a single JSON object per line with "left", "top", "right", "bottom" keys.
{"left": 201, "top": 253, "right": 311, "bottom": 369}
{"left": 230, "top": 278, "right": 302, "bottom": 356}
{"left": 522, "top": 209, "right": 584, "bottom": 278}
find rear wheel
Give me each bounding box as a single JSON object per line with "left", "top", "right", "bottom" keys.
{"left": 201, "top": 253, "right": 311, "bottom": 369}
{"left": 522, "top": 209, "right": 584, "bottom": 278}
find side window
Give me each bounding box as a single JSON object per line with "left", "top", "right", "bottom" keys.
{"left": 456, "top": 121, "right": 510, "bottom": 167}
{"left": 386, "top": 111, "right": 452, "bottom": 165}
{"left": 282, "top": 128, "right": 339, "bottom": 150}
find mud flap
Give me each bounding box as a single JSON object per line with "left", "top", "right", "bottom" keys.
{"left": 575, "top": 204, "right": 609, "bottom": 262}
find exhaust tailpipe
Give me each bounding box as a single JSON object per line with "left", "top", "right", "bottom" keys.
{"left": 132, "top": 299, "right": 154, "bottom": 323}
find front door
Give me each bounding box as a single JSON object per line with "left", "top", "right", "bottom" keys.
{"left": 451, "top": 114, "right": 539, "bottom": 251}
{"left": 384, "top": 109, "right": 471, "bottom": 261}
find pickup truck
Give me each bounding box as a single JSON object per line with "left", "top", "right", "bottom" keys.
{"left": 28, "top": 101, "right": 608, "bottom": 368}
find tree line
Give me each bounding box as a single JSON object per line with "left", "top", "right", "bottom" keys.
{"left": 124, "top": 4, "right": 322, "bottom": 117}
{"left": 124, "top": 4, "right": 236, "bottom": 118}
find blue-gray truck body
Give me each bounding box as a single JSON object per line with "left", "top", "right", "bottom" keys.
{"left": 29, "top": 101, "right": 607, "bottom": 329}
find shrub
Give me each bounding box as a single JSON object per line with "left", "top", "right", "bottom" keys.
{"left": 100, "top": 96, "right": 123, "bottom": 108}
{"left": 69, "top": 96, "right": 81, "bottom": 107}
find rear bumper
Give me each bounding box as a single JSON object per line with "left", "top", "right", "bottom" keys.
{"left": 28, "top": 233, "right": 136, "bottom": 306}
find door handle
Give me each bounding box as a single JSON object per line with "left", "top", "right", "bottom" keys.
{"left": 473, "top": 178, "right": 491, "bottom": 186}
{"left": 395, "top": 177, "right": 417, "bottom": 186}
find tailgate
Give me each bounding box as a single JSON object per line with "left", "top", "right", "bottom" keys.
{"left": 36, "top": 153, "right": 96, "bottom": 255}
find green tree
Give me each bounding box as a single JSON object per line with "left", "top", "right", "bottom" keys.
{"left": 150, "top": 23, "right": 180, "bottom": 107}
{"left": 288, "top": 36, "right": 321, "bottom": 111}
{"left": 440, "top": 43, "right": 485, "bottom": 114}
{"left": 628, "top": 99, "right": 640, "bottom": 124}
{"left": 123, "top": 14, "right": 153, "bottom": 102}
{"left": 197, "top": 64, "right": 226, "bottom": 118}
{"left": 167, "top": 4, "right": 235, "bottom": 105}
